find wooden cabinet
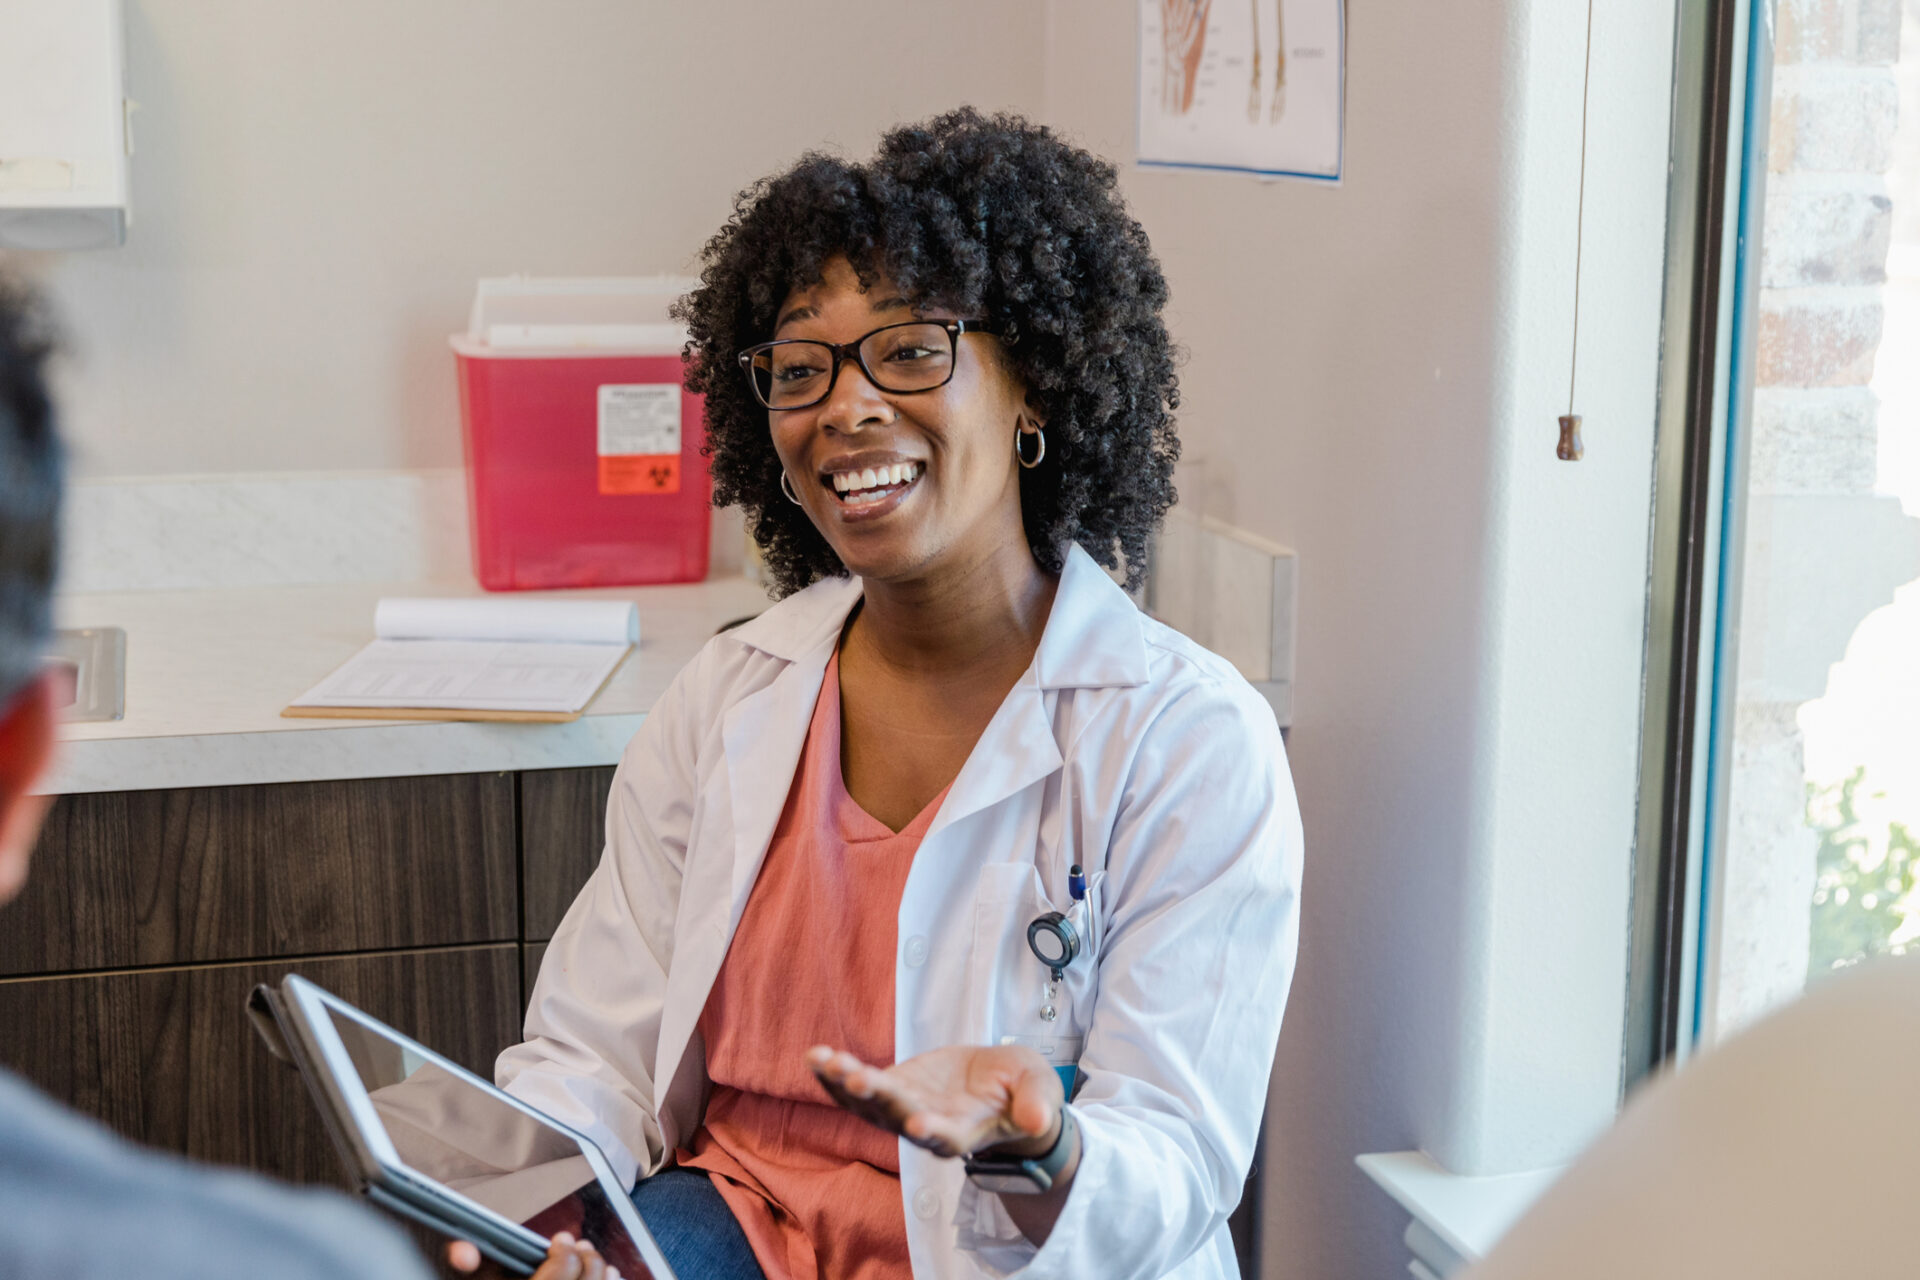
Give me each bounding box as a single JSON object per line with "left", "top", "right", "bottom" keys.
{"left": 2, "top": 773, "right": 517, "bottom": 976}
{"left": 0, "top": 946, "right": 518, "bottom": 1187}
{"left": 519, "top": 766, "right": 613, "bottom": 941}
{"left": 516, "top": 766, "right": 612, "bottom": 1005}
{"left": 0, "top": 766, "right": 613, "bottom": 1192}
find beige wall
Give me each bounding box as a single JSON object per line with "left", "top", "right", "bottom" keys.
{"left": 1043, "top": 7, "right": 1514, "bottom": 1277}
{"left": 18, "top": 0, "right": 1045, "bottom": 478}
{"left": 1045, "top": 3, "right": 1673, "bottom": 1278}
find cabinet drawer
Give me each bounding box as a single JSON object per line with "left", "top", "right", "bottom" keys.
{"left": 0, "top": 944, "right": 522, "bottom": 1187}
{"left": 1, "top": 773, "right": 517, "bottom": 975}
{"left": 520, "top": 767, "right": 614, "bottom": 941}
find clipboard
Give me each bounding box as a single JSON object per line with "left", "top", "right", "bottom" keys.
{"left": 280, "top": 648, "right": 630, "bottom": 724}
{"left": 283, "top": 598, "right": 638, "bottom": 723}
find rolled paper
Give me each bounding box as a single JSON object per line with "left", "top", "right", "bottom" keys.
{"left": 372, "top": 597, "right": 639, "bottom": 645}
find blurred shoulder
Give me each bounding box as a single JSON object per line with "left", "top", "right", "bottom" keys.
{"left": 0, "top": 1070, "right": 430, "bottom": 1279}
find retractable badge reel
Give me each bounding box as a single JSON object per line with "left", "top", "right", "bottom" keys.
{"left": 1027, "top": 864, "right": 1088, "bottom": 1022}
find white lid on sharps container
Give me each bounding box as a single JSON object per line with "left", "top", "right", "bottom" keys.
{"left": 449, "top": 275, "right": 697, "bottom": 358}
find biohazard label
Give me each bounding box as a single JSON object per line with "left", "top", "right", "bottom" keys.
{"left": 597, "top": 383, "right": 682, "bottom": 494}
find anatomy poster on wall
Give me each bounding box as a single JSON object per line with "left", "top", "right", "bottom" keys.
{"left": 1137, "top": 0, "right": 1345, "bottom": 181}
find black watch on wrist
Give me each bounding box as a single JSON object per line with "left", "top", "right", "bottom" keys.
{"left": 964, "top": 1106, "right": 1078, "bottom": 1195}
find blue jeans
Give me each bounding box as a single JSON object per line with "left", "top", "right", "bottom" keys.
{"left": 630, "top": 1168, "right": 766, "bottom": 1280}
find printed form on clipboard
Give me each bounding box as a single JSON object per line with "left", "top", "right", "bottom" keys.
{"left": 284, "top": 598, "right": 639, "bottom": 723}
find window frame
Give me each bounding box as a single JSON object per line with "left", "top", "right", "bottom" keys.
{"left": 1624, "top": 0, "right": 1777, "bottom": 1084}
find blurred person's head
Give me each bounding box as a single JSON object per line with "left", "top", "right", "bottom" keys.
{"left": 0, "top": 273, "right": 62, "bottom": 904}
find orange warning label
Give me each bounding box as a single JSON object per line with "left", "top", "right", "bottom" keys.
{"left": 599, "top": 453, "right": 681, "bottom": 495}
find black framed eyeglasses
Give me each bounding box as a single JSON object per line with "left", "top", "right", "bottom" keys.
{"left": 736, "top": 319, "right": 995, "bottom": 411}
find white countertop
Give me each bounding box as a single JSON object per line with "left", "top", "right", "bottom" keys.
{"left": 45, "top": 575, "right": 772, "bottom": 795}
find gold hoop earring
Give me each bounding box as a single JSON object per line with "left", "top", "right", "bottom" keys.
{"left": 780, "top": 471, "right": 803, "bottom": 505}
{"left": 1016, "top": 425, "right": 1046, "bottom": 469}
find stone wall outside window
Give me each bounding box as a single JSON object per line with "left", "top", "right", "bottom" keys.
{"left": 1715, "top": 0, "right": 1920, "bottom": 1033}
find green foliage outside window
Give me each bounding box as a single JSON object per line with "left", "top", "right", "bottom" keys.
{"left": 1808, "top": 768, "right": 1919, "bottom": 974}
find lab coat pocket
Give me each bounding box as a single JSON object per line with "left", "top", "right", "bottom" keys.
{"left": 969, "top": 862, "right": 1089, "bottom": 1051}
{"left": 1000, "top": 1032, "right": 1086, "bottom": 1100}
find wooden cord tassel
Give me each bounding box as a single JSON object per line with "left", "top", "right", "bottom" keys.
{"left": 1560, "top": 0, "right": 1596, "bottom": 461}
{"left": 1558, "top": 414, "right": 1585, "bottom": 461}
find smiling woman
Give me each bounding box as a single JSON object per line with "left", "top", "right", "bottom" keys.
{"left": 496, "top": 107, "right": 1301, "bottom": 1280}
{"left": 675, "top": 107, "right": 1182, "bottom": 596}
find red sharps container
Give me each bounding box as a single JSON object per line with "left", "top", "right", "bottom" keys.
{"left": 451, "top": 277, "right": 711, "bottom": 590}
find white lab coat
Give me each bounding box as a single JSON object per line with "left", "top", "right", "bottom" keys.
{"left": 498, "top": 544, "right": 1303, "bottom": 1280}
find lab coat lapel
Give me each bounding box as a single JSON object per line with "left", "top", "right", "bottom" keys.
{"left": 925, "top": 546, "right": 1149, "bottom": 837}
{"left": 925, "top": 676, "right": 1063, "bottom": 839}
{"left": 652, "top": 578, "right": 854, "bottom": 1118}
{"left": 716, "top": 652, "right": 828, "bottom": 922}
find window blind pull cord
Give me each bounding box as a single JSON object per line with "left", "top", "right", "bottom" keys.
{"left": 1559, "top": 0, "right": 1597, "bottom": 462}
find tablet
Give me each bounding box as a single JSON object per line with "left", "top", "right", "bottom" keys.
{"left": 248, "top": 974, "right": 675, "bottom": 1279}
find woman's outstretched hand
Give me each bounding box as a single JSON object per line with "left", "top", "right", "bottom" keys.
{"left": 806, "top": 1042, "right": 1063, "bottom": 1159}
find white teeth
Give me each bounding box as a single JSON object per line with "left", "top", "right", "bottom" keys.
{"left": 828, "top": 461, "right": 920, "bottom": 499}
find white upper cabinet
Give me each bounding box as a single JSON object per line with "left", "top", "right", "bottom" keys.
{"left": 0, "top": 0, "right": 130, "bottom": 249}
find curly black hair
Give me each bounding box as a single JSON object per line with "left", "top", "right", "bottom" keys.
{"left": 674, "top": 107, "right": 1180, "bottom": 597}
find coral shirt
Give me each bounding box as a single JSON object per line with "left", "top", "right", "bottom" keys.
{"left": 677, "top": 651, "right": 943, "bottom": 1280}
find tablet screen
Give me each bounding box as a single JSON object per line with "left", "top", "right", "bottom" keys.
{"left": 324, "top": 1007, "right": 653, "bottom": 1276}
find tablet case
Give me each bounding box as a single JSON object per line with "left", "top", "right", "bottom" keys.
{"left": 246, "top": 981, "right": 544, "bottom": 1275}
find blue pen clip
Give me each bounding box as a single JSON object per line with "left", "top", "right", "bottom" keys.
{"left": 1068, "top": 863, "right": 1087, "bottom": 902}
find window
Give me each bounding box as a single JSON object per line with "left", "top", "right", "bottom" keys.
{"left": 1633, "top": 0, "right": 1920, "bottom": 1068}
{"left": 1706, "top": 0, "right": 1920, "bottom": 1037}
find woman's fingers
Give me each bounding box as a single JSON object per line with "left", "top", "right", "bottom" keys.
{"left": 810, "top": 1047, "right": 904, "bottom": 1111}
{"left": 811, "top": 1049, "right": 906, "bottom": 1137}
{"left": 809, "top": 1043, "right": 1034, "bottom": 1155}
{"left": 901, "top": 1110, "right": 976, "bottom": 1158}
{"left": 447, "top": 1230, "right": 618, "bottom": 1280}
{"left": 1008, "top": 1060, "right": 1060, "bottom": 1139}
{"left": 815, "top": 1072, "right": 870, "bottom": 1118}
{"left": 807, "top": 1046, "right": 869, "bottom": 1090}
{"left": 535, "top": 1234, "right": 583, "bottom": 1280}
{"left": 809, "top": 1047, "right": 873, "bottom": 1106}
{"left": 537, "top": 1234, "right": 623, "bottom": 1280}
{"left": 445, "top": 1240, "right": 484, "bottom": 1274}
